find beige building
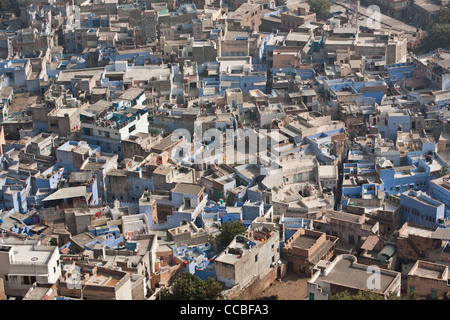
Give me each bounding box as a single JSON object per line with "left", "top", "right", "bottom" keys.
{"left": 47, "top": 107, "right": 82, "bottom": 136}
{"left": 58, "top": 263, "right": 135, "bottom": 300}
{"left": 407, "top": 260, "right": 449, "bottom": 299}
{"left": 314, "top": 209, "right": 379, "bottom": 252}
{"left": 0, "top": 244, "right": 61, "bottom": 298}
{"left": 283, "top": 228, "right": 338, "bottom": 277}
{"left": 215, "top": 227, "right": 280, "bottom": 289}
{"left": 307, "top": 254, "right": 402, "bottom": 300}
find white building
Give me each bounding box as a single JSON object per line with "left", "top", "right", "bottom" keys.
{"left": 0, "top": 244, "right": 61, "bottom": 297}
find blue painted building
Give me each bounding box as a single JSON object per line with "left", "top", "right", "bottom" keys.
{"left": 400, "top": 190, "right": 445, "bottom": 229}
{"left": 219, "top": 64, "right": 267, "bottom": 95}
{"left": 56, "top": 141, "right": 101, "bottom": 173}
{"left": 377, "top": 110, "right": 411, "bottom": 140}
{"left": 429, "top": 176, "right": 450, "bottom": 220}
{"left": 323, "top": 78, "right": 388, "bottom": 104}
{"left": 378, "top": 164, "right": 429, "bottom": 195}
{"left": 264, "top": 33, "right": 287, "bottom": 69}
{"left": 280, "top": 215, "right": 312, "bottom": 242}
{"left": 35, "top": 166, "right": 64, "bottom": 193}
{"left": 385, "top": 62, "right": 413, "bottom": 84}
{"left": 201, "top": 204, "right": 243, "bottom": 227}
{"left": 305, "top": 128, "right": 345, "bottom": 163}
{"left": 173, "top": 243, "right": 212, "bottom": 276}
{"left": 84, "top": 233, "right": 124, "bottom": 251}
{"left": 88, "top": 224, "right": 121, "bottom": 239}
{"left": 81, "top": 13, "right": 110, "bottom": 28}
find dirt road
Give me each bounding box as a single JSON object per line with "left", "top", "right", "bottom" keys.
{"left": 252, "top": 273, "right": 309, "bottom": 300}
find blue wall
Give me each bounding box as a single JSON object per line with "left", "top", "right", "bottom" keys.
{"left": 400, "top": 190, "right": 445, "bottom": 228}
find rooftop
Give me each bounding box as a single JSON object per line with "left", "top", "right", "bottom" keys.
{"left": 409, "top": 260, "right": 448, "bottom": 280}
{"left": 312, "top": 255, "right": 399, "bottom": 293}
{"left": 291, "top": 233, "right": 319, "bottom": 249}
{"left": 399, "top": 225, "right": 434, "bottom": 239}
{"left": 9, "top": 245, "right": 56, "bottom": 265}
{"left": 42, "top": 186, "right": 87, "bottom": 201}
{"left": 172, "top": 183, "right": 204, "bottom": 195}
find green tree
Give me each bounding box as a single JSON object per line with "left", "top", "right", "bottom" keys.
{"left": 408, "top": 290, "right": 425, "bottom": 300}
{"left": 439, "top": 166, "right": 448, "bottom": 177}
{"left": 162, "top": 130, "right": 172, "bottom": 138}
{"left": 427, "top": 8, "right": 450, "bottom": 49}
{"left": 330, "top": 290, "right": 423, "bottom": 300}
{"left": 0, "top": 0, "right": 10, "bottom": 10}
{"left": 159, "top": 273, "right": 222, "bottom": 300}
{"left": 308, "top": 0, "right": 331, "bottom": 20}
{"left": 330, "top": 290, "right": 385, "bottom": 300}
{"left": 435, "top": 8, "right": 450, "bottom": 24}
{"left": 214, "top": 220, "right": 247, "bottom": 248}
{"left": 428, "top": 24, "right": 450, "bottom": 49}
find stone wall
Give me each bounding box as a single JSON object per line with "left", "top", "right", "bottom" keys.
{"left": 0, "top": 278, "right": 5, "bottom": 300}
{"left": 224, "top": 265, "right": 279, "bottom": 300}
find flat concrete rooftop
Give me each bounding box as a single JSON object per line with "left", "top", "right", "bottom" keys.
{"left": 12, "top": 245, "right": 54, "bottom": 265}
{"left": 412, "top": 266, "right": 444, "bottom": 279}
{"left": 313, "top": 256, "right": 398, "bottom": 293}
{"left": 292, "top": 234, "right": 318, "bottom": 249}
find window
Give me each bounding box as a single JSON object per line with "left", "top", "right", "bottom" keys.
{"left": 255, "top": 254, "right": 258, "bottom": 262}
{"left": 349, "top": 235, "right": 355, "bottom": 244}
{"left": 23, "top": 276, "right": 33, "bottom": 285}
{"left": 431, "top": 289, "right": 437, "bottom": 299}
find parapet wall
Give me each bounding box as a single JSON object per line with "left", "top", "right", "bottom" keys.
{"left": 224, "top": 264, "right": 279, "bottom": 300}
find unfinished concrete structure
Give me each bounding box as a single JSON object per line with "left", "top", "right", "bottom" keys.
{"left": 283, "top": 228, "right": 338, "bottom": 277}
{"left": 214, "top": 227, "right": 280, "bottom": 289}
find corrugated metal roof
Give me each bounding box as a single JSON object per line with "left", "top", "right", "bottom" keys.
{"left": 377, "top": 244, "right": 396, "bottom": 260}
